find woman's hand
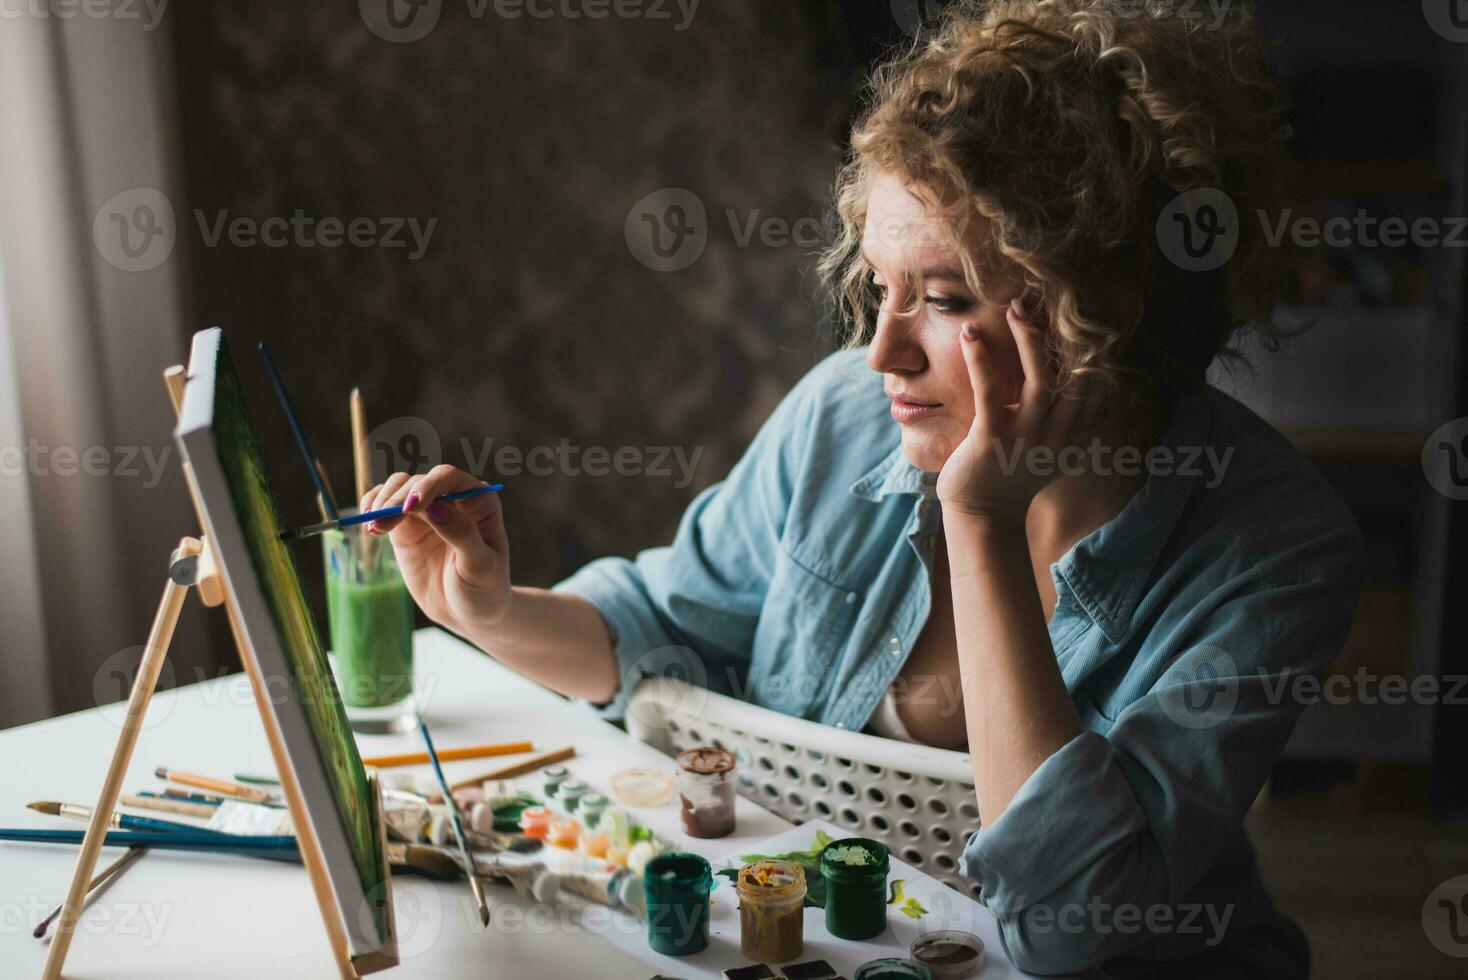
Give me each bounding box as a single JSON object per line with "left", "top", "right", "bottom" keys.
{"left": 936, "top": 300, "right": 1101, "bottom": 524}
{"left": 360, "top": 465, "right": 511, "bottom": 635}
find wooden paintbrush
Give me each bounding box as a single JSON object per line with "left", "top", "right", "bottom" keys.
{"left": 33, "top": 847, "right": 147, "bottom": 939}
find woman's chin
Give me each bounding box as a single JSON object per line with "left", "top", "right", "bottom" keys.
{"left": 898, "top": 429, "right": 956, "bottom": 475}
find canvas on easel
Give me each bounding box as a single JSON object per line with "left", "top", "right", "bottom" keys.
{"left": 41, "top": 327, "right": 398, "bottom": 979}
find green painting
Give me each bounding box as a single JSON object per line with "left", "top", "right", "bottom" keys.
{"left": 208, "top": 337, "right": 389, "bottom": 944}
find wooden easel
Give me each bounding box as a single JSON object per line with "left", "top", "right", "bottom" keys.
{"left": 41, "top": 366, "right": 397, "bottom": 980}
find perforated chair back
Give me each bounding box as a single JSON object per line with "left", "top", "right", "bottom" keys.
{"left": 626, "top": 677, "right": 985, "bottom": 900}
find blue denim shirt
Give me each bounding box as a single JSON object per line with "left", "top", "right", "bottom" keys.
{"left": 555, "top": 349, "right": 1362, "bottom": 977}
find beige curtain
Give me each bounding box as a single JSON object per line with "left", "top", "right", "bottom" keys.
{"left": 0, "top": 8, "right": 205, "bottom": 727}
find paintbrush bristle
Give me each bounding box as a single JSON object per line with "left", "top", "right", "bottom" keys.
{"left": 27, "top": 801, "right": 62, "bottom": 815}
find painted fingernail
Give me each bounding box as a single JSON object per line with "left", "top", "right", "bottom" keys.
{"left": 426, "top": 501, "right": 450, "bottom": 524}
{"left": 1010, "top": 297, "right": 1027, "bottom": 318}
{"left": 961, "top": 324, "right": 980, "bottom": 341}
{"left": 403, "top": 493, "right": 420, "bottom": 513}
{"left": 367, "top": 522, "right": 382, "bottom": 535}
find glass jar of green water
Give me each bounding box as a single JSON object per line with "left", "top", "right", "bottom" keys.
{"left": 322, "top": 518, "right": 417, "bottom": 734}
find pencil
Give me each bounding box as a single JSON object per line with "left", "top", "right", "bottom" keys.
{"left": 155, "top": 767, "right": 275, "bottom": 804}
{"left": 361, "top": 740, "right": 533, "bottom": 769}
{"left": 449, "top": 746, "right": 576, "bottom": 791}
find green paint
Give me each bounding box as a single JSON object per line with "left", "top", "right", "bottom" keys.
{"left": 323, "top": 537, "right": 415, "bottom": 708}
{"left": 643, "top": 852, "right": 713, "bottom": 956}
{"left": 820, "top": 837, "right": 890, "bottom": 941}
{"left": 887, "top": 879, "right": 930, "bottom": 919}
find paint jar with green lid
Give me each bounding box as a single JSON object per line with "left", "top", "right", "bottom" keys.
{"left": 542, "top": 765, "right": 570, "bottom": 798}
{"left": 558, "top": 779, "right": 590, "bottom": 813}
{"left": 643, "top": 852, "right": 713, "bottom": 956}
{"left": 579, "top": 793, "right": 610, "bottom": 827}
{"left": 853, "top": 959, "right": 933, "bottom": 980}
{"left": 820, "top": 837, "right": 890, "bottom": 941}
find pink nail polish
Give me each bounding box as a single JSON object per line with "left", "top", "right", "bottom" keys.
{"left": 404, "top": 493, "right": 420, "bottom": 513}
{"left": 426, "top": 501, "right": 450, "bottom": 524}
{"left": 367, "top": 522, "right": 382, "bottom": 535}
{"left": 961, "top": 324, "right": 980, "bottom": 341}
{"left": 1010, "top": 297, "right": 1028, "bottom": 318}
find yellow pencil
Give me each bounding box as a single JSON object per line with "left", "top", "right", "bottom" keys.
{"left": 362, "top": 740, "right": 534, "bottom": 769}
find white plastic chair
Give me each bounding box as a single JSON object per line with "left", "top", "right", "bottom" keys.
{"left": 626, "top": 677, "right": 985, "bottom": 901}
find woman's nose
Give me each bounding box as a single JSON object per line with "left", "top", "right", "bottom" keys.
{"left": 865, "top": 309, "right": 925, "bottom": 376}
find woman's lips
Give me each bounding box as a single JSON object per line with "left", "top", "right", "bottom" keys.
{"left": 890, "top": 396, "right": 941, "bottom": 424}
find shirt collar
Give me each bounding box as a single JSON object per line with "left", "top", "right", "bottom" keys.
{"left": 849, "top": 390, "right": 1215, "bottom": 646}
{"left": 850, "top": 444, "right": 931, "bottom": 501}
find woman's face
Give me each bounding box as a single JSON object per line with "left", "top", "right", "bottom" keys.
{"left": 863, "top": 173, "right": 1026, "bottom": 474}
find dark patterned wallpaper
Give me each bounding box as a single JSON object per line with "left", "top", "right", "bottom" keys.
{"left": 171, "top": 1, "right": 892, "bottom": 616}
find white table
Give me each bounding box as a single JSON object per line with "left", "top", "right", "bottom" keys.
{"left": 0, "top": 628, "right": 793, "bottom": 979}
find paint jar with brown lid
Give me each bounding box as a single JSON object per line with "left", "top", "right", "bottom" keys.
{"left": 675, "top": 746, "right": 736, "bottom": 838}
{"left": 737, "top": 860, "right": 806, "bottom": 963}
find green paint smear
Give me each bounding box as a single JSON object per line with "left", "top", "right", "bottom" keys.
{"left": 887, "top": 879, "right": 929, "bottom": 918}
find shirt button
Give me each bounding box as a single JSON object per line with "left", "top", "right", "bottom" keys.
{"left": 835, "top": 722, "right": 846, "bottom": 729}
{"left": 888, "top": 635, "right": 902, "bottom": 656}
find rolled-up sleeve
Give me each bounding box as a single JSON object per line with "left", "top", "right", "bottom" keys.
{"left": 552, "top": 363, "right": 818, "bottom": 719}
{"left": 960, "top": 572, "right": 1359, "bottom": 974}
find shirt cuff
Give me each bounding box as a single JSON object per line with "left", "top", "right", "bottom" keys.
{"left": 960, "top": 730, "right": 1149, "bottom": 917}
{"left": 552, "top": 555, "right": 698, "bottom": 721}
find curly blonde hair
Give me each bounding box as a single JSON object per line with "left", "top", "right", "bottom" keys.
{"left": 821, "top": 0, "right": 1295, "bottom": 407}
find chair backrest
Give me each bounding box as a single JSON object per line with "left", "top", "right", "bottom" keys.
{"left": 626, "top": 677, "right": 985, "bottom": 902}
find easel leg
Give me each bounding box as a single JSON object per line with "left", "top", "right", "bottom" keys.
{"left": 41, "top": 539, "right": 200, "bottom": 980}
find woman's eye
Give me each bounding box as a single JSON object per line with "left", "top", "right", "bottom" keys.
{"left": 926, "top": 295, "right": 973, "bottom": 314}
